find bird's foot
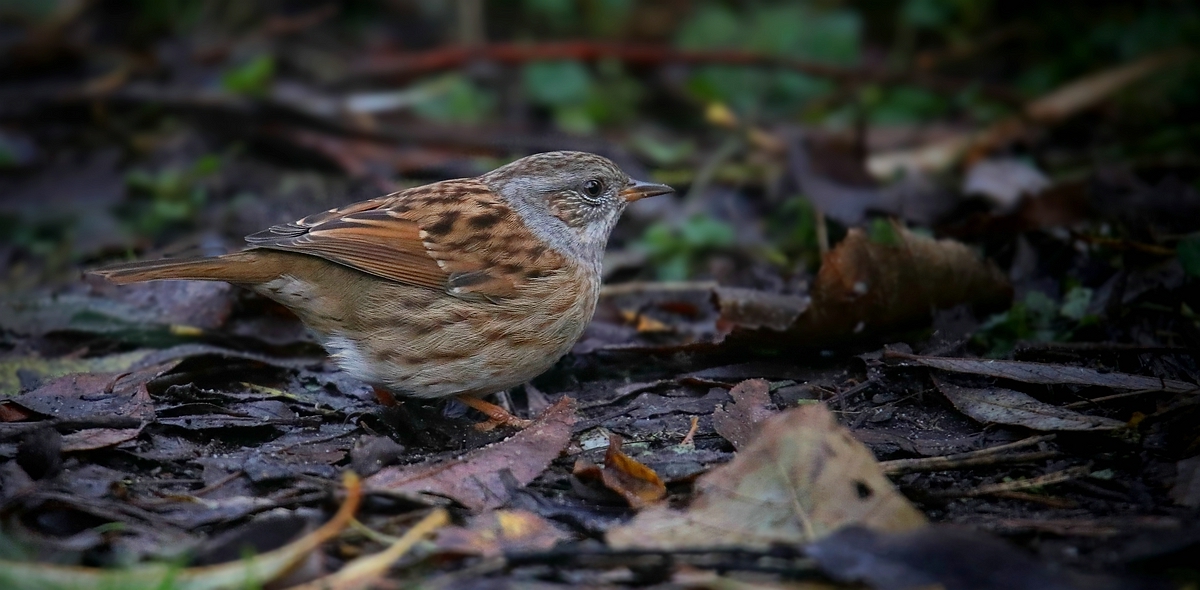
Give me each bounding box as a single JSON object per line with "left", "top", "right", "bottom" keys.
{"left": 455, "top": 395, "right": 532, "bottom": 431}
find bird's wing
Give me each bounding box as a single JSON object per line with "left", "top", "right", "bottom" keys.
{"left": 244, "top": 180, "right": 566, "bottom": 300}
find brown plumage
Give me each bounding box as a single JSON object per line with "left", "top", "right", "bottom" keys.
{"left": 93, "top": 151, "right": 673, "bottom": 427}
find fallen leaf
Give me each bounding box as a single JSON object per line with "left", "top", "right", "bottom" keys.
{"left": 888, "top": 352, "right": 1198, "bottom": 393}
{"left": 935, "top": 379, "right": 1126, "bottom": 432}
{"left": 11, "top": 371, "right": 157, "bottom": 422}
{"left": 573, "top": 434, "right": 666, "bottom": 509}
{"left": 712, "top": 379, "right": 776, "bottom": 450}
{"left": 807, "top": 525, "right": 1111, "bottom": 590}
{"left": 778, "top": 223, "right": 1012, "bottom": 347}
{"left": 598, "top": 225, "right": 1010, "bottom": 353}
{"left": 365, "top": 398, "right": 575, "bottom": 510}
{"left": 61, "top": 426, "right": 145, "bottom": 452}
{"left": 0, "top": 472, "right": 362, "bottom": 590}
{"left": 1171, "top": 456, "right": 1200, "bottom": 508}
{"left": 435, "top": 509, "right": 569, "bottom": 558}
{"left": 0, "top": 350, "right": 155, "bottom": 395}
{"left": 712, "top": 287, "right": 808, "bottom": 332}
{"left": 0, "top": 282, "right": 233, "bottom": 345}
{"left": 607, "top": 404, "right": 927, "bottom": 550}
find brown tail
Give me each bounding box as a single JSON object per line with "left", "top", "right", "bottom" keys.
{"left": 91, "top": 251, "right": 277, "bottom": 285}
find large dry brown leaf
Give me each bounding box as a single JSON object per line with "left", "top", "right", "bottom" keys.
{"left": 771, "top": 223, "right": 1010, "bottom": 347}
{"left": 889, "top": 352, "right": 1199, "bottom": 393}
{"left": 365, "top": 397, "right": 575, "bottom": 510}
{"left": 935, "top": 379, "right": 1126, "bottom": 432}
{"left": 711, "top": 378, "right": 776, "bottom": 450}
{"left": 607, "top": 404, "right": 927, "bottom": 550}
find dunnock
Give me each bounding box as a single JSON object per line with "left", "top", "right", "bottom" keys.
{"left": 93, "top": 152, "right": 673, "bottom": 428}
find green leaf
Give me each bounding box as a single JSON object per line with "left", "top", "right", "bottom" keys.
{"left": 901, "top": 0, "right": 954, "bottom": 28}
{"left": 1179, "top": 235, "right": 1200, "bottom": 278}
{"left": 1060, "top": 287, "right": 1094, "bottom": 321}
{"left": 411, "top": 74, "right": 495, "bottom": 124}
{"left": 676, "top": 4, "right": 742, "bottom": 50}
{"left": 523, "top": 60, "right": 594, "bottom": 107}
{"left": 867, "top": 219, "right": 901, "bottom": 245}
{"left": 679, "top": 216, "right": 735, "bottom": 248}
{"left": 221, "top": 55, "right": 274, "bottom": 97}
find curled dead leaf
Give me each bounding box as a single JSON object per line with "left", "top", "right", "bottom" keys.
{"left": 573, "top": 434, "right": 666, "bottom": 509}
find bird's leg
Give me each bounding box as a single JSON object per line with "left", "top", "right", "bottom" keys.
{"left": 455, "top": 395, "right": 532, "bottom": 431}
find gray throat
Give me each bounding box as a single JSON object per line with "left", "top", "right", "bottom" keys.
{"left": 487, "top": 177, "right": 610, "bottom": 277}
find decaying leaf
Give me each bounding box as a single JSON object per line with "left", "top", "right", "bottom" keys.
{"left": 889, "top": 352, "right": 1199, "bottom": 393}
{"left": 0, "top": 472, "right": 362, "bottom": 590}
{"left": 366, "top": 398, "right": 575, "bottom": 510}
{"left": 776, "top": 223, "right": 1011, "bottom": 347}
{"left": 0, "top": 281, "right": 233, "bottom": 342}
{"left": 1171, "top": 456, "right": 1200, "bottom": 508}
{"left": 573, "top": 434, "right": 666, "bottom": 509}
{"left": 61, "top": 426, "right": 145, "bottom": 452}
{"left": 435, "top": 509, "right": 569, "bottom": 558}
{"left": 935, "top": 379, "right": 1126, "bottom": 432}
{"left": 0, "top": 350, "right": 155, "bottom": 396}
{"left": 11, "top": 371, "right": 157, "bottom": 422}
{"left": 607, "top": 404, "right": 927, "bottom": 550}
{"left": 712, "top": 378, "right": 776, "bottom": 450}
{"left": 600, "top": 224, "right": 1010, "bottom": 352}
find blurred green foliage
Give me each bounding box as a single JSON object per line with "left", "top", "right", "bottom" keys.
{"left": 221, "top": 55, "right": 274, "bottom": 97}
{"left": 1180, "top": 235, "right": 1200, "bottom": 278}
{"left": 523, "top": 0, "right": 633, "bottom": 37}
{"left": 522, "top": 59, "right": 642, "bottom": 134}
{"left": 974, "top": 286, "right": 1097, "bottom": 356}
{"left": 411, "top": 74, "right": 497, "bottom": 124}
{"left": 676, "top": 3, "right": 854, "bottom": 119}
{"left": 637, "top": 215, "right": 736, "bottom": 281}
{"left": 120, "top": 154, "right": 222, "bottom": 237}
{"left": 766, "top": 196, "right": 820, "bottom": 267}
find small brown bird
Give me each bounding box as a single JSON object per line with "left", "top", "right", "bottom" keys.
{"left": 94, "top": 152, "right": 673, "bottom": 428}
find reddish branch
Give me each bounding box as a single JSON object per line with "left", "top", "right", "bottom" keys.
{"left": 353, "top": 41, "right": 881, "bottom": 83}
{"left": 349, "top": 41, "right": 1022, "bottom": 102}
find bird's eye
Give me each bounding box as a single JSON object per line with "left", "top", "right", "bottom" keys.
{"left": 582, "top": 179, "right": 604, "bottom": 199}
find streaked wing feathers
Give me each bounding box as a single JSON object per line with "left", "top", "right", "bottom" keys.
{"left": 243, "top": 181, "right": 564, "bottom": 300}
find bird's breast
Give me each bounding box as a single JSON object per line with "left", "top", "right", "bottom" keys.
{"left": 343, "top": 262, "right": 601, "bottom": 398}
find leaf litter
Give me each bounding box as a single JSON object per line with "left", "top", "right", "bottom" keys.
{"left": 3, "top": 5, "right": 1200, "bottom": 588}
{"left": 607, "top": 404, "right": 928, "bottom": 550}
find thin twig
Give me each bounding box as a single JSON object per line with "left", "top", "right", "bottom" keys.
{"left": 991, "top": 490, "right": 1078, "bottom": 509}
{"left": 882, "top": 450, "right": 1060, "bottom": 475}
{"left": 680, "top": 416, "right": 700, "bottom": 448}
{"left": 927, "top": 465, "right": 1092, "bottom": 499}
{"left": 880, "top": 434, "right": 1055, "bottom": 474}
{"left": 1063, "top": 388, "right": 1164, "bottom": 409}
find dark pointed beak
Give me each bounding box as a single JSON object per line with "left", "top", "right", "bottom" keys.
{"left": 620, "top": 179, "right": 674, "bottom": 202}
